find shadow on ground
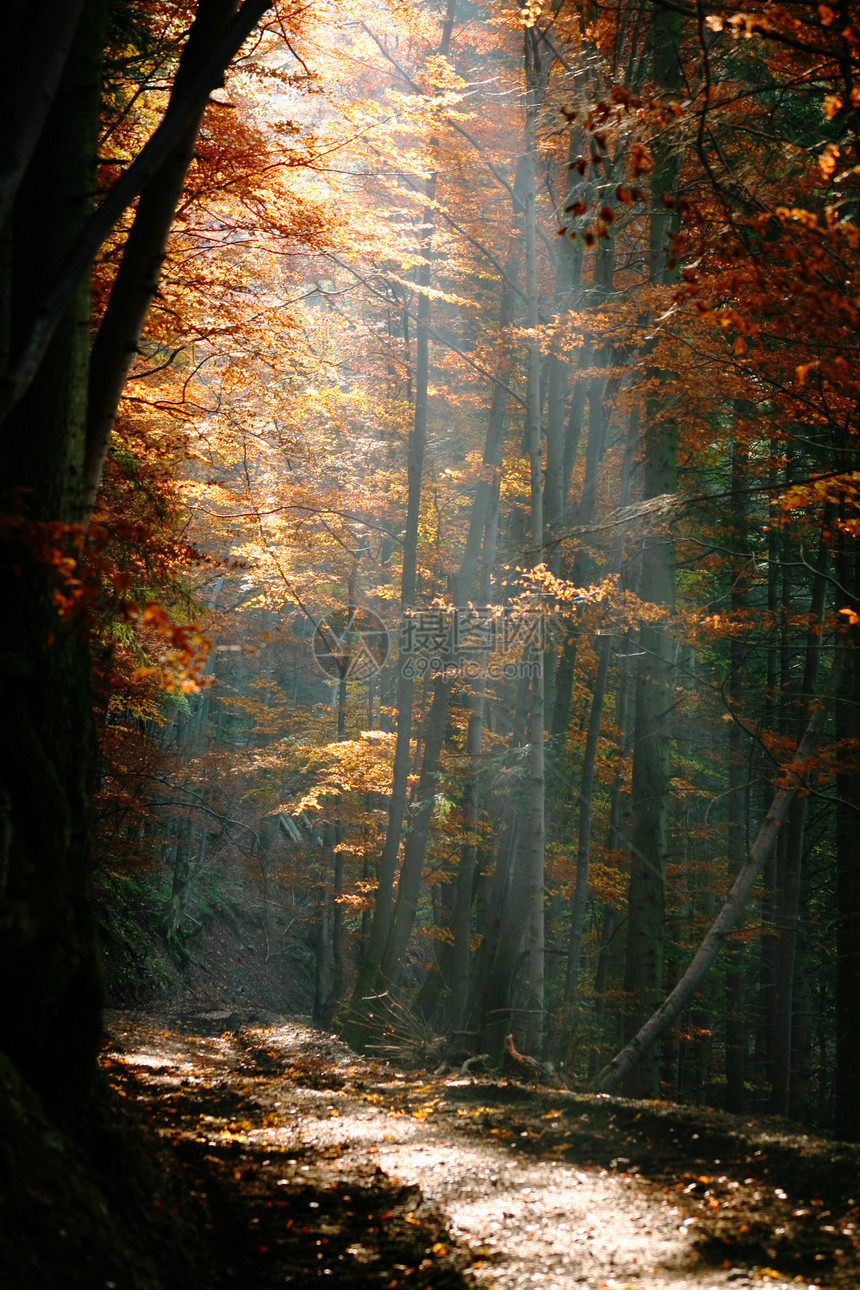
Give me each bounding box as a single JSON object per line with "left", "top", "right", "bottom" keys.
{"left": 4, "top": 1010, "right": 858, "bottom": 1289}
{"left": 97, "top": 1011, "right": 860, "bottom": 1290}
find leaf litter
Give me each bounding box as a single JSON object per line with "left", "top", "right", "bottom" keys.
{"left": 101, "top": 1010, "right": 860, "bottom": 1290}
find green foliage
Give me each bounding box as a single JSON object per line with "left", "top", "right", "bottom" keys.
{"left": 93, "top": 870, "right": 179, "bottom": 1005}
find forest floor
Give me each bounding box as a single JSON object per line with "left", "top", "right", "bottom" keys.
{"left": 88, "top": 1009, "right": 860, "bottom": 1290}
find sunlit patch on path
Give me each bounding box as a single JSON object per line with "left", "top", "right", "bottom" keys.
{"left": 103, "top": 1013, "right": 848, "bottom": 1290}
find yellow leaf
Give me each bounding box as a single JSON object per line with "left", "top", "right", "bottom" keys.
{"left": 820, "top": 143, "right": 840, "bottom": 178}
{"left": 796, "top": 361, "right": 819, "bottom": 385}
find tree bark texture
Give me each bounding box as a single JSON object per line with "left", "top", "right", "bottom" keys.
{"left": 0, "top": 0, "right": 108, "bottom": 1110}
{"left": 621, "top": 2, "right": 682, "bottom": 1098}
{"left": 724, "top": 440, "right": 750, "bottom": 1113}
{"left": 834, "top": 522, "right": 860, "bottom": 1139}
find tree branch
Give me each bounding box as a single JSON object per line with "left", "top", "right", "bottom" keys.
{"left": 0, "top": 0, "right": 272, "bottom": 444}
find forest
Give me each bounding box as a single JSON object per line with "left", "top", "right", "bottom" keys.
{"left": 1, "top": 0, "right": 860, "bottom": 1285}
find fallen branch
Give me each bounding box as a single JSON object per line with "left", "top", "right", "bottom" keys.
{"left": 591, "top": 645, "right": 844, "bottom": 1094}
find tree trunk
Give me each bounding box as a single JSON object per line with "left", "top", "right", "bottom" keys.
{"left": 755, "top": 483, "right": 782, "bottom": 1083}
{"left": 342, "top": 6, "right": 456, "bottom": 1044}
{"left": 0, "top": 0, "right": 107, "bottom": 1111}
{"left": 522, "top": 49, "right": 546, "bottom": 1052}
{"left": 725, "top": 439, "right": 749, "bottom": 1112}
{"left": 471, "top": 677, "right": 530, "bottom": 1053}
{"left": 770, "top": 520, "right": 828, "bottom": 1115}
{"left": 0, "top": 0, "right": 273, "bottom": 1113}
{"left": 587, "top": 646, "right": 634, "bottom": 1080}
{"left": 834, "top": 515, "right": 860, "bottom": 1139}
{"left": 621, "top": 2, "right": 682, "bottom": 1098}
{"left": 446, "top": 684, "right": 484, "bottom": 1034}
{"left": 565, "top": 635, "right": 612, "bottom": 1007}
{"left": 1, "top": 0, "right": 272, "bottom": 433}
{"left": 380, "top": 677, "right": 451, "bottom": 984}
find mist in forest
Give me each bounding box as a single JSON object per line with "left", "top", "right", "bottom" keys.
{"left": 22, "top": 0, "right": 853, "bottom": 1138}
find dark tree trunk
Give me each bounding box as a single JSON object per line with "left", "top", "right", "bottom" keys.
{"left": 621, "top": 2, "right": 682, "bottom": 1099}
{"left": 725, "top": 439, "right": 750, "bottom": 1113}
{"left": 834, "top": 522, "right": 860, "bottom": 1140}
{"left": 770, "top": 513, "right": 828, "bottom": 1115}
{"left": 0, "top": 1, "right": 106, "bottom": 1112}
{"left": 445, "top": 685, "right": 484, "bottom": 1035}
{"left": 0, "top": 0, "right": 272, "bottom": 1113}
{"left": 381, "top": 677, "right": 452, "bottom": 984}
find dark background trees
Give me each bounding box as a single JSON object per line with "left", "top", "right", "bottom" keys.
{"left": 2, "top": 0, "right": 860, "bottom": 1155}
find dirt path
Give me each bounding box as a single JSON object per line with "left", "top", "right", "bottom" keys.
{"left": 103, "top": 1011, "right": 857, "bottom": 1290}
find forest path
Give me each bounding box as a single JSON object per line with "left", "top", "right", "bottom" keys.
{"left": 103, "top": 1012, "right": 855, "bottom": 1290}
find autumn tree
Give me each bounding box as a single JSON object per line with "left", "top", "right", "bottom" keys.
{"left": 0, "top": 0, "right": 307, "bottom": 1110}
